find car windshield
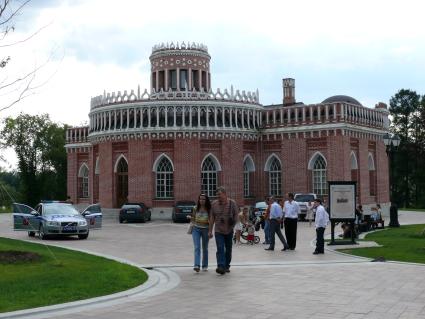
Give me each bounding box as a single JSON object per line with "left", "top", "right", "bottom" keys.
{"left": 43, "top": 204, "right": 80, "bottom": 216}
{"left": 255, "top": 202, "right": 267, "bottom": 210}
{"left": 122, "top": 205, "right": 141, "bottom": 209}
{"left": 176, "top": 201, "right": 196, "bottom": 206}
{"left": 295, "top": 195, "right": 315, "bottom": 202}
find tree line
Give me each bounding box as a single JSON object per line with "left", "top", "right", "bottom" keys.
{"left": 0, "top": 113, "right": 68, "bottom": 207}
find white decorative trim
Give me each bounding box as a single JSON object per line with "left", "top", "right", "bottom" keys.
{"left": 368, "top": 152, "right": 375, "bottom": 171}
{"left": 264, "top": 153, "right": 281, "bottom": 172}
{"left": 350, "top": 151, "right": 358, "bottom": 170}
{"left": 95, "top": 156, "right": 100, "bottom": 175}
{"left": 152, "top": 153, "right": 175, "bottom": 172}
{"left": 78, "top": 163, "right": 89, "bottom": 177}
{"left": 243, "top": 154, "right": 256, "bottom": 172}
{"left": 201, "top": 153, "right": 222, "bottom": 171}
{"left": 307, "top": 152, "right": 327, "bottom": 170}
{"left": 114, "top": 154, "right": 128, "bottom": 173}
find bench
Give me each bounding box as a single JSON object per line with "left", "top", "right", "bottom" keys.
{"left": 364, "top": 215, "right": 384, "bottom": 230}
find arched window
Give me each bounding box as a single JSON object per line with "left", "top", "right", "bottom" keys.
{"left": 268, "top": 157, "right": 281, "bottom": 197}
{"left": 350, "top": 151, "right": 359, "bottom": 196}
{"left": 368, "top": 153, "right": 376, "bottom": 196}
{"left": 201, "top": 157, "right": 218, "bottom": 197}
{"left": 156, "top": 156, "right": 174, "bottom": 198}
{"left": 243, "top": 155, "right": 255, "bottom": 197}
{"left": 311, "top": 154, "right": 327, "bottom": 196}
{"left": 78, "top": 164, "right": 89, "bottom": 198}
{"left": 115, "top": 156, "right": 128, "bottom": 207}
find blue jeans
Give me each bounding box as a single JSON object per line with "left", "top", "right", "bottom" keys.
{"left": 215, "top": 231, "right": 233, "bottom": 269}
{"left": 264, "top": 219, "right": 271, "bottom": 244}
{"left": 192, "top": 226, "right": 209, "bottom": 268}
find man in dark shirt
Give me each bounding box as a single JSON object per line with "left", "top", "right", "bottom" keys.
{"left": 209, "top": 186, "right": 239, "bottom": 275}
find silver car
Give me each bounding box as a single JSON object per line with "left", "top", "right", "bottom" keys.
{"left": 13, "top": 202, "right": 102, "bottom": 240}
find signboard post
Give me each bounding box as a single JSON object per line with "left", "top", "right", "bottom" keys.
{"left": 328, "top": 181, "right": 357, "bottom": 245}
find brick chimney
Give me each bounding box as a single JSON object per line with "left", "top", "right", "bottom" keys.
{"left": 283, "top": 78, "right": 295, "bottom": 106}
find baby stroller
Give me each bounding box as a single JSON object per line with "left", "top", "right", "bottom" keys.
{"left": 240, "top": 223, "right": 261, "bottom": 244}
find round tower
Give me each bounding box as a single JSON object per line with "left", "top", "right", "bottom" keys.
{"left": 150, "top": 42, "right": 211, "bottom": 92}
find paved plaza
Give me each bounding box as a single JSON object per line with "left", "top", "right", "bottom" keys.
{"left": 1, "top": 211, "right": 425, "bottom": 319}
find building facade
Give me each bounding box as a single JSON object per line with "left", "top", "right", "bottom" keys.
{"left": 66, "top": 42, "right": 390, "bottom": 210}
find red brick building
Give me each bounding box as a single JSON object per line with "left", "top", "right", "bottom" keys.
{"left": 65, "top": 42, "right": 390, "bottom": 211}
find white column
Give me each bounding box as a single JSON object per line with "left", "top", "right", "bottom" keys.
{"left": 310, "top": 107, "right": 313, "bottom": 122}
{"left": 229, "top": 108, "right": 233, "bottom": 127}
{"left": 127, "top": 109, "right": 130, "bottom": 129}
{"left": 333, "top": 104, "right": 337, "bottom": 120}
{"left": 188, "top": 68, "right": 192, "bottom": 90}
{"left": 325, "top": 105, "right": 329, "bottom": 121}
{"left": 176, "top": 69, "right": 180, "bottom": 91}
{"left": 164, "top": 70, "right": 169, "bottom": 91}
{"left": 242, "top": 110, "right": 245, "bottom": 129}
{"left": 155, "top": 71, "right": 159, "bottom": 91}
{"left": 120, "top": 110, "right": 123, "bottom": 129}
{"left": 114, "top": 111, "right": 117, "bottom": 130}
{"left": 206, "top": 107, "right": 210, "bottom": 127}
{"left": 148, "top": 108, "right": 151, "bottom": 127}
{"left": 189, "top": 107, "right": 193, "bottom": 127}
{"left": 302, "top": 107, "right": 306, "bottom": 122}
{"left": 287, "top": 109, "right": 291, "bottom": 124}
{"left": 317, "top": 106, "right": 321, "bottom": 122}
{"left": 214, "top": 107, "right": 218, "bottom": 128}
{"left": 156, "top": 108, "right": 159, "bottom": 127}
{"left": 165, "top": 108, "right": 168, "bottom": 127}
{"left": 198, "top": 108, "right": 201, "bottom": 126}
{"left": 173, "top": 106, "right": 177, "bottom": 128}
{"left": 295, "top": 108, "right": 298, "bottom": 123}
{"left": 222, "top": 107, "right": 225, "bottom": 127}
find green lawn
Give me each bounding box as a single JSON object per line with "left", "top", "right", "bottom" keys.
{"left": 0, "top": 206, "right": 11, "bottom": 213}
{"left": 339, "top": 224, "right": 425, "bottom": 264}
{"left": 0, "top": 237, "right": 148, "bottom": 313}
{"left": 400, "top": 208, "right": 425, "bottom": 212}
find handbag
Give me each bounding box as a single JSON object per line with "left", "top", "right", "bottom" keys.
{"left": 187, "top": 223, "right": 193, "bottom": 234}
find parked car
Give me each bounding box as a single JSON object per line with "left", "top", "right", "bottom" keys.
{"left": 119, "top": 203, "right": 151, "bottom": 223}
{"left": 251, "top": 201, "right": 268, "bottom": 221}
{"left": 172, "top": 200, "right": 196, "bottom": 222}
{"left": 294, "top": 193, "right": 317, "bottom": 220}
{"left": 12, "top": 201, "right": 102, "bottom": 240}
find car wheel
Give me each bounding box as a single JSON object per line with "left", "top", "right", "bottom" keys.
{"left": 28, "top": 231, "right": 35, "bottom": 237}
{"left": 78, "top": 233, "right": 89, "bottom": 240}
{"left": 39, "top": 225, "right": 47, "bottom": 240}
{"left": 172, "top": 213, "right": 177, "bottom": 223}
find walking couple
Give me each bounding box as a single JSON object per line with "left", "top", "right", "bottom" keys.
{"left": 189, "top": 186, "right": 239, "bottom": 275}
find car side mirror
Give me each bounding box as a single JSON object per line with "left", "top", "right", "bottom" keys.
{"left": 31, "top": 211, "right": 40, "bottom": 216}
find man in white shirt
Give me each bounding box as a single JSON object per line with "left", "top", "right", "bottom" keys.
{"left": 265, "top": 196, "right": 289, "bottom": 251}
{"left": 283, "top": 193, "right": 300, "bottom": 250}
{"left": 313, "top": 198, "right": 329, "bottom": 255}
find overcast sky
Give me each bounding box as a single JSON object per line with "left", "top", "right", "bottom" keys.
{"left": 1, "top": 0, "right": 425, "bottom": 167}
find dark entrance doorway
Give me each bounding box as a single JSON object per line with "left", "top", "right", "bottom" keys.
{"left": 116, "top": 158, "right": 128, "bottom": 207}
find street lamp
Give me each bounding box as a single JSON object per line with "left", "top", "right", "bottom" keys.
{"left": 383, "top": 133, "right": 400, "bottom": 227}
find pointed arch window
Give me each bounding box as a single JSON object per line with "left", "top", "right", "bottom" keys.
{"left": 78, "top": 164, "right": 89, "bottom": 198}
{"left": 201, "top": 157, "right": 217, "bottom": 197}
{"left": 156, "top": 157, "right": 174, "bottom": 198}
{"left": 368, "top": 153, "right": 376, "bottom": 196}
{"left": 269, "top": 157, "right": 281, "bottom": 196}
{"left": 244, "top": 161, "right": 250, "bottom": 197}
{"left": 312, "top": 155, "right": 327, "bottom": 196}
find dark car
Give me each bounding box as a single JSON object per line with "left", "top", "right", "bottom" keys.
{"left": 119, "top": 203, "right": 151, "bottom": 223}
{"left": 172, "top": 200, "right": 196, "bottom": 222}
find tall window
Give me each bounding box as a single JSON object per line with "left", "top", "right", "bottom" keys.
{"left": 368, "top": 154, "right": 376, "bottom": 196}
{"left": 78, "top": 164, "right": 89, "bottom": 198}
{"left": 116, "top": 157, "right": 128, "bottom": 207}
{"left": 201, "top": 157, "right": 217, "bottom": 197}
{"left": 156, "top": 157, "right": 174, "bottom": 198}
{"left": 244, "top": 161, "right": 249, "bottom": 197}
{"left": 269, "top": 157, "right": 281, "bottom": 196}
{"left": 312, "top": 155, "right": 327, "bottom": 196}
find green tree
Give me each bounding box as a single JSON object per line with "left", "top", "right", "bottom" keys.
{"left": 389, "top": 89, "right": 424, "bottom": 208}
{"left": 0, "top": 113, "right": 67, "bottom": 206}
